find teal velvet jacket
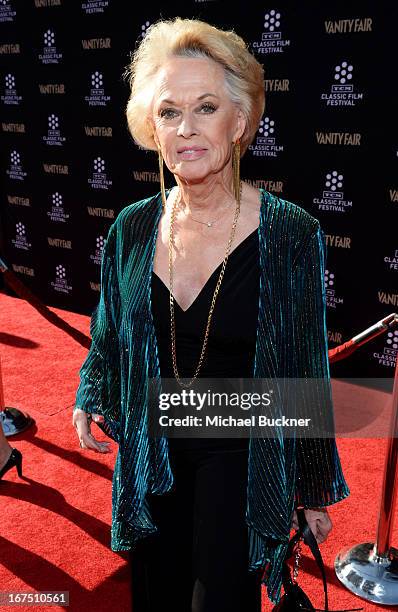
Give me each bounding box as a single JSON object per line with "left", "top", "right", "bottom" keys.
{"left": 74, "top": 188, "right": 350, "bottom": 604}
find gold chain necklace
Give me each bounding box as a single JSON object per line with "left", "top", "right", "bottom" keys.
{"left": 183, "top": 200, "right": 233, "bottom": 227}
{"left": 168, "top": 183, "right": 242, "bottom": 388}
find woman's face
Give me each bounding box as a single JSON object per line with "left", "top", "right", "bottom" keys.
{"left": 151, "top": 56, "right": 245, "bottom": 185}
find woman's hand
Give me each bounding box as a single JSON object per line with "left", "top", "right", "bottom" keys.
{"left": 72, "top": 408, "right": 111, "bottom": 453}
{"left": 291, "top": 507, "right": 332, "bottom": 544}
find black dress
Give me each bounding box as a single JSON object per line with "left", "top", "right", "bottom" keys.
{"left": 129, "top": 227, "right": 262, "bottom": 612}
{"left": 152, "top": 226, "right": 259, "bottom": 450}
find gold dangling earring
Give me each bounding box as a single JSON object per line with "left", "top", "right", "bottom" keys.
{"left": 158, "top": 147, "right": 167, "bottom": 210}
{"left": 232, "top": 138, "right": 241, "bottom": 206}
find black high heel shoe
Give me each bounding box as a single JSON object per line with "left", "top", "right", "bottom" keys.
{"left": 0, "top": 448, "right": 23, "bottom": 480}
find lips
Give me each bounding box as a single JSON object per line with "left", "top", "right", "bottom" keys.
{"left": 176, "top": 146, "right": 207, "bottom": 161}
{"left": 177, "top": 146, "right": 207, "bottom": 153}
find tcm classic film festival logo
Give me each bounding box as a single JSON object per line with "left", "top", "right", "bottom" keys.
{"left": 12, "top": 222, "right": 31, "bottom": 251}
{"left": 6, "top": 150, "right": 27, "bottom": 181}
{"left": 139, "top": 21, "right": 151, "bottom": 39}
{"left": 47, "top": 192, "right": 70, "bottom": 223}
{"left": 90, "top": 235, "right": 105, "bottom": 265}
{"left": 249, "top": 116, "right": 283, "bottom": 158}
{"left": 313, "top": 171, "right": 352, "bottom": 213}
{"left": 51, "top": 265, "right": 72, "bottom": 294}
{"left": 0, "top": 0, "right": 16, "bottom": 23}
{"left": 1, "top": 74, "right": 22, "bottom": 105}
{"left": 88, "top": 157, "right": 112, "bottom": 190}
{"left": 252, "top": 9, "right": 290, "bottom": 55}
{"left": 85, "top": 71, "right": 110, "bottom": 107}
{"left": 321, "top": 61, "right": 364, "bottom": 107}
{"left": 324, "top": 268, "right": 343, "bottom": 310}
{"left": 81, "top": 0, "right": 110, "bottom": 14}
{"left": 42, "top": 114, "right": 66, "bottom": 146}
{"left": 374, "top": 330, "right": 398, "bottom": 369}
{"left": 384, "top": 249, "right": 398, "bottom": 272}
{"left": 38, "top": 30, "right": 62, "bottom": 64}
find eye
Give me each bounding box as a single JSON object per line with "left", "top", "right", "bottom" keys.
{"left": 198, "top": 102, "right": 217, "bottom": 113}
{"left": 159, "top": 107, "right": 178, "bottom": 120}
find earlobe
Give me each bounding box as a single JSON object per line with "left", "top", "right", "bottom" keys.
{"left": 147, "top": 116, "right": 159, "bottom": 149}
{"left": 154, "top": 133, "right": 161, "bottom": 151}
{"left": 235, "top": 110, "right": 246, "bottom": 142}
{"left": 152, "top": 128, "right": 159, "bottom": 149}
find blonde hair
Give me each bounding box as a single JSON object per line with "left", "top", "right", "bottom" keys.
{"left": 123, "top": 17, "right": 265, "bottom": 156}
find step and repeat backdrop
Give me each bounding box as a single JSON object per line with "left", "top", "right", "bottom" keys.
{"left": 0, "top": 1, "right": 397, "bottom": 379}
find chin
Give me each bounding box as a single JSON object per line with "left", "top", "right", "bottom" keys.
{"left": 172, "top": 162, "right": 214, "bottom": 185}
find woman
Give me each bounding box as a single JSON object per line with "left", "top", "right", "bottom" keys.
{"left": 72, "top": 17, "right": 350, "bottom": 611}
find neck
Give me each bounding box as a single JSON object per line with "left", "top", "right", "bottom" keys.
{"left": 173, "top": 166, "right": 237, "bottom": 217}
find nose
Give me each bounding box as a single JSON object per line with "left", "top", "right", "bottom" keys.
{"left": 177, "top": 112, "right": 198, "bottom": 138}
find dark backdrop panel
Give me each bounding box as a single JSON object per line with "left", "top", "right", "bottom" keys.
{"left": 0, "top": 1, "right": 397, "bottom": 379}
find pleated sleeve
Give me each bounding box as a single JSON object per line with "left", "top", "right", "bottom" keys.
{"left": 292, "top": 222, "right": 350, "bottom": 508}
{"left": 73, "top": 221, "right": 121, "bottom": 442}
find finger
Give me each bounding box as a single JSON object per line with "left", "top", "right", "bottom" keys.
{"left": 80, "top": 433, "right": 111, "bottom": 453}
{"left": 306, "top": 519, "right": 319, "bottom": 540}
{"left": 316, "top": 518, "right": 332, "bottom": 543}
{"left": 80, "top": 440, "right": 111, "bottom": 453}
{"left": 318, "top": 520, "right": 332, "bottom": 541}
{"left": 316, "top": 528, "right": 327, "bottom": 545}
{"left": 87, "top": 434, "right": 111, "bottom": 452}
{"left": 92, "top": 414, "right": 105, "bottom": 423}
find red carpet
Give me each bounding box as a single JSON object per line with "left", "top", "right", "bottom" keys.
{"left": 0, "top": 291, "right": 396, "bottom": 611}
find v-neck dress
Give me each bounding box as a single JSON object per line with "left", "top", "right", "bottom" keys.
{"left": 150, "top": 227, "right": 260, "bottom": 451}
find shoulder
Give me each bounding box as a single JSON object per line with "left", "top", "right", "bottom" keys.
{"left": 105, "top": 191, "right": 162, "bottom": 249}
{"left": 113, "top": 191, "right": 162, "bottom": 229}
{"left": 261, "top": 189, "right": 320, "bottom": 236}
{"left": 260, "top": 189, "right": 323, "bottom": 257}
{"left": 102, "top": 191, "right": 161, "bottom": 258}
